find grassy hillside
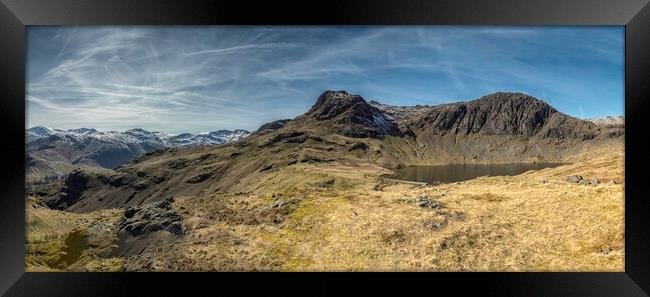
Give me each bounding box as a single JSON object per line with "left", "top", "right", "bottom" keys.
{"left": 26, "top": 140, "right": 623, "bottom": 271}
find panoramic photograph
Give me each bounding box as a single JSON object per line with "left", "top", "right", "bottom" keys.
{"left": 25, "top": 26, "right": 624, "bottom": 272}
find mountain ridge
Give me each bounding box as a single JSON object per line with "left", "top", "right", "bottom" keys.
{"left": 34, "top": 90, "right": 624, "bottom": 213}
{"left": 27, "top": 126, "right": 251, "bottom": 146}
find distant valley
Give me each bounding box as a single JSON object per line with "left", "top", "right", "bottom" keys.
{"left": 26, "top": 127, "right": 250, "bottom": 187}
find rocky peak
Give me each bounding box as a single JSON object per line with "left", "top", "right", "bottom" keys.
{"left": 26, "top": 126, "right": 55, "bottom": 142}
{"left": 474, "top": 92, "right": 557, "bottom": 115}
{"left": 468, "top": 92, "right": 557, "bottom": 135}
{"left": 306, "top": 90, "right": 367, "bottom": 120}
{"left": 27, "top": 126, "right": 53, "bottom": 135}
{"left": 69, "top": 128, "right": 98, "bottom": 135}
{"left": 415, "top": 92, "right": 595, "bottom": 139}
{"left": 125, "top": 128, "right": 156, "bottom": 136}
{"left": 301, "top": 90, "right": 402, "bottom": 138}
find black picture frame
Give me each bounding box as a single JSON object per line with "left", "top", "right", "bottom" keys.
{"left": 1, "top": 0, "right": 649, "bottom": 296}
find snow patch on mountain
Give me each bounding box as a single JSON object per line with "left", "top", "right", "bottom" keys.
{"left": 368, "top": 100, "right": 435, "bottom": 127}
{"left": 165, "top": 129, "right": 250, "bottom": 146}
{"left": 371, "top": 109, "right": 394, "bottom": 134}
{"left": 586, "top": 116, "right": 624, "bottom": 127}
{"left": 26, "top": 126, "right": 250, "bottom": 147}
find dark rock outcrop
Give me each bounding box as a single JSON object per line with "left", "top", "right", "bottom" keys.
{"left": 260, "top": 131, "right": 305, "bottom": 147}
{"left": 43, "top": 169, "right": 93, "bottom": 210}
{"left": 117, "top": 197, "right": 183, "bottom": 236}
{"left": 348, "top": 142, "right": 369, "bottom": 152}
{"left": 257, "top": 119, "right": 291, "bottom": 133}
{"left": 416, "top": 197, "right": 444, "bottom": 209}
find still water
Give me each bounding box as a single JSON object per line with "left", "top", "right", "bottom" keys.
{"left": 392, "top": 163, "right": 564, "bottom": 184}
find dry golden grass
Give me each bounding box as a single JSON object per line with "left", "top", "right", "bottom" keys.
{"left": 26, "top": 141, "right": 624, "bottom": 272}
{"left": 170, "top": 141, "right": 624, "bottom": 271}
{"left": 25, "top": 197, "right": 123, "bottom": 271}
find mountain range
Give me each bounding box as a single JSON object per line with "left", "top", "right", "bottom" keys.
{"left": 33, "top": 90, "right": 624, "bottom": 212}
{"left": 26, "top": 126, "right": 250, "bottom": 187}
{"left": 586, "top": 115, "right": 625, "bottom": 127}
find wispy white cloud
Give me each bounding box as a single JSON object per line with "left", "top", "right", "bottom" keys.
{"left": 182, "top": 42, "right": 299, "bottom": 57}
{"left": 27, "top": 26, "right": 624, "bottom": 132}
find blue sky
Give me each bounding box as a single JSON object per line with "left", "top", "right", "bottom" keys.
{"left": 27, "top": 26, "right": 624, "bottom": 133}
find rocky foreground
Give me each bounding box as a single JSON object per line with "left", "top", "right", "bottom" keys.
{"left": 26, "top": 91, "right": 624, "bottom": 271}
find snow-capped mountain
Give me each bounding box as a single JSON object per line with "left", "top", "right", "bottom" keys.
{"left": 165, "top": 129, "right": 250, "bottom": 147}
{"left": 26, "top": 126, "right": 250, "bottom": 187}
{"left": 26, "top": 126, "right": 250, "bottom": 147}
{"left": 586, "top": 116, "right": 624, "bottom": 127}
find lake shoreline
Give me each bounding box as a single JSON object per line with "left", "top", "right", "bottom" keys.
{"left": 391, "top": 162, "right": 565, "bottom": 184}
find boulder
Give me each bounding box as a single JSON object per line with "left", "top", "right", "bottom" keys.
{"left": 454, "top": 211, "right": 466, "bottom": 221}
{"left": 348, "top": 142, "right": 369, "bottom": 152}
{"left": 565, "top": 175, "right": 583, "bottom": 183}
{"left": 259, "top": 164, "right": 273, "bottom": 172}
{"left": 416, "top": 197, "right": 443, "bottom": 209}
{"left": 425, "top": 219, "right": 448, "bottom": 231}
{"left": 270, "top": 201, "right": 288, "bottom": 208}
